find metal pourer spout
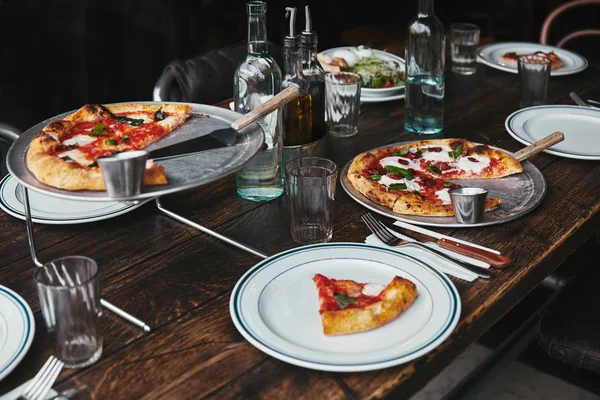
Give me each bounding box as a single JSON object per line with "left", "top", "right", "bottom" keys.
{"left": 285, "top": 7, "right": 297, "bottom": 38}
{"left": 304, "top": 5, "right": 312, "bottom": 33}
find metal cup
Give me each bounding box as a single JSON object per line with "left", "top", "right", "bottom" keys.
{"left": 448, "top": 187, "right": 488, "bottom": 224}
{"left": 97, "top": 151, "right": 148, "bottom": 198}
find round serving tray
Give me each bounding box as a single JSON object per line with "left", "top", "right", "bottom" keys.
{"left": 7, "top": 102, "right": 265, "bottom": 202}
{"left": 340, "top": 141, "right": 547, "bottom": 228}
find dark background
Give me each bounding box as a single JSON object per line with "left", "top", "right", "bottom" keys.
{"left": 0, "top": 0, "right": 596, "bottom": 131}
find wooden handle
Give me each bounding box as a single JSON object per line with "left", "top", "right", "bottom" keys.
{"left": 513, "top": 131, "right": 564, "bottom": 161}
{"left": 231, "top": 86, "right": 300, "bottom": 130}
{"left": 438, "top": 238, "right": 512, "bottom": 268}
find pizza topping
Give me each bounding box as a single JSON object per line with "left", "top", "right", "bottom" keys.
{"left": 448, "top": 144, "right": 463, "bottom": 161}
{"left": 378, "top": 175, "right": 421, "bottom": 192}
{"left": 392, "top": 148, "right": 410, "bottom": 156}
{"left": 122, "top": 135, "right": 130, "bottom": 143}
{"left": 426, "top": 164, "right": 442, "bottom": 174}
{"left": 154, "top": 107, "right": 166, "bottom": 121}
{"left": 89, "top": 123, "right": 107, "bottom": 136}
{"left": 457, "top": 153, "right": 490, "bottom": 173}
{"left": 334, "top": 292, "right": 358, "bottom": 309}
{"left": 396, "top": 159, "right": 409, "bottom": 166}
{"left": 113, "top": 115, "right": 145, "bottom": 126}
{"left": 368, "top": 174, "right": 382, "bottom": 181}
{"left": 435, "top": 189, "right": 451, "bottom": 204}
{"left": 62, "top": 135, "right": 97, "bottom": 147}
{"left": 362, "top": 283, "right": 385, "bottom": 296}
{"left": 421, "top": 145, "right": 455, "bottom": 162}
{"left": 384, "top": 165, "right": 413, "bottom": 180}
{"left": 388, "top": 183, "right": 407, "bottom": 191}
{"left": 379, "top": 156, "right": 421, "bottom": 171}
{"left": 104, "top": 139, "right": 118, "bottom": 146}
{"left": 57, "top": 149, "right": 93, "bottom": 167}
{"left": 427, "top": 146, "right": 442, "bottom": 152}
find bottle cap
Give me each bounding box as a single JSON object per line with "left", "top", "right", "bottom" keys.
{"left": 247, "top": 1, "right": 266, "bottom": 15}
{"left": 284, "top": 7, "right": 299, "bottom": 49}
{"left": 300, "top": 5, "right": 318, "bottom": 48}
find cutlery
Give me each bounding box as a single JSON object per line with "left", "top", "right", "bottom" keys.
{"left": 379, "top": 219, "right": 511, "bottom": 268}
{"left": 47, "top": 384, "right": 88, "bottom": 400}
{"left": 361, "top": 213, "right": 492, "bottom": 279}
{"left": 570, "top": 91, "right": 592, "bottom": 108}
{"left": 588, "top": 99, "right": 600, "bottom": 107}
{"left": 17, "top": 356, "right": 64, "bottom": 400}
{"left": 513, "top": 130, "right": 564, "bottom": 162}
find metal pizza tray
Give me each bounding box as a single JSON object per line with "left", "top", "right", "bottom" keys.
{"left": 340, "top": 141, "right": 547, "bottom": 228}
{"left": 7, "top": 102, "right": 265, "bottom": 202}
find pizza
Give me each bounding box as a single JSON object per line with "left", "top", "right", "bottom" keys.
{"left": 501, "top": 51, "right": 565, "bottom": 70}
{"left": 347, "top": 138, "right": 523, "bottom": 216}
{"left": 26, "top": 103, "right": 193, "bottom": 191}
{"left": 313, "top": 273, "right": 418, "bottom": 335}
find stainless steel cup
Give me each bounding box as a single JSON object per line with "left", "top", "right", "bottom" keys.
{"left": 97, "top": 151, "right": 148, "bottom": 198}
{"left": 448, "top": 187, "right": 488, "bottom": 224}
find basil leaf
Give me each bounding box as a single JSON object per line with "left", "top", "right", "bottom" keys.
{"left": 419, "top": 148, "right": 428, "bottom": 153}
{"left": 114, "top": 115, "right": 145, "bottom": 126}
{"left": 443, "top": 181, "right": 455, "bottom": 188}
{"left": 368, "top": 174, "right": 382, "bottom": 181}
{"left": 89, "top": 123, "right": 106, "bottom": 136}
{"left": 334, "top": 293, "right": 358, "bottom": 309}
{"left": 122, "top": 135, "right": 130, "bottom": 143}
{"left": 388, "top": 183, "right": 407, "bottom": 191}
{"left": 60, "top": 155, "right": 73, "bottom": 161}
{"left": 384, "top": 165, "right": 413, "bottom": 180}
{"left": 87, "top": 161, "right": 98, "bottom": 168}
{"left": 154, "top": 107, "right": 166, "bottom": 121}
{"left": 427, "top": 164, "right": 442, "bottom": 174}
{"left": 448, "top": 144, "right": 463, "bottom": 161}
{"left": 392, "top": 148, "right": 410, "bottom": 156}
{"left": 104, "top": 139, "right": 118, "bottom": 146}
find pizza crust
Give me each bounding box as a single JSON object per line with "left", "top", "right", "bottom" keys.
{"left": 320, "top": 276, "right": 418, "bottom": 335}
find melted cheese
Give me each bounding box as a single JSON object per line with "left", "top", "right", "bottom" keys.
{"left": 379, "top": 175, "right": 421, "bottom": 191}
{"left": 379, "top": 156, "right": 421, "bottom": 172}
{"left": 57, "top": 149, "right": 91, "bottom": 167}
{"left": 435, "top": 189, "right": 452, "bottom": 204}
{"left": 62, "top": 135, "right": 97, "bottom": 147}
{"left": 457, "top": 154, "right": 491, "bottom": 173}
{"left": 421, "top": 145, "right": 455, "bottom": 163}
{"left": 362, "top": 283, "right": 385, "bottom": 296}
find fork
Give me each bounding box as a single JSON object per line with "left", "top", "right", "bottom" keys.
{"left": 361, "top": 213, "right": 492, "bottom": 279}
{"left": 17, "top": 356, "right": 64, "bottom": 400}
{"left": 569, "top": 91, "right": 593, "bottom": 108}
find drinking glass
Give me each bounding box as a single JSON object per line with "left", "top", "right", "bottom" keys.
{"left": 284, "top": 157, "right": 338, "bottom": 244}
{"left": 325, "top": 72, "right": 361, "bottom": 137}
{"left": 36, "top": 256, "right": 103, "bottom": 369}
{"left": 518, "top": 55, "right": 551, "bottom": 108}
{"left": 449, "top": 23, "right": 480, "bottom": 75}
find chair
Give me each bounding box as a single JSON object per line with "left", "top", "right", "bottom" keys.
{"left": 153, "top": 41, "right": 284, "bottom": 104}
{"left": 0, "top": 123, "right": 22, "bottom": 178}
{"left": 540, "top": 0, "right": 600, "bottom": 47}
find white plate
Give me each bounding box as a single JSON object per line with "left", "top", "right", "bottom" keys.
{"left": 505, "top": 105, "right": 600, "bottom": 160}
{"left": 477, "top": 42, "right": 588, "bottom": 76}
{"left": 319, "top": 47, "right": 406, "bottom": 98}
{"left": 0, "top": 286, "right": 35, "bottom": 382}
{"left": 0, "top": 174, "right": 150, "bottom": 224}
{"left": 360, "top": 91, "right": 406, "bottom": 103}
{"left": 230, "top": 243, "right": 460, "bottom": 372}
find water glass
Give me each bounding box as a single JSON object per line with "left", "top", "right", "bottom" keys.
{"left": 325, "top": 72, "right": 361, "bottom": 137}
{"left": 449, "top": 23, "right": 481, "bottom": 75}
{"left": 36, "top": 256, "right": 103, "bottom": 369}
{"left": 284, "top": 157, "right": 338, "bottom": 244}
{"left": 518, "top": 55, "right": 551, "bottom": 108}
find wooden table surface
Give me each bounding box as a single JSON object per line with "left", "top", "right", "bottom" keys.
{"left": 1, "top": 57, "right": 600, "bottom": 399}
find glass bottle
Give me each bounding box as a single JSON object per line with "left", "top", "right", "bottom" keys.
{"left": 233, "top": 0, "right": 284, "bottom": 202}
{"left": 404, "top": 0, "right": 446, "bottom": 135}
{"left": 282, "top": 7, "right": 312, "bottom": 147}
{"left": 300, "top": 5, "right": 326, "bottom": 141}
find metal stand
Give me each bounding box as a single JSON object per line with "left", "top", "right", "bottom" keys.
{"left": 21, "top": 186, "right": 151, "bottom": 332}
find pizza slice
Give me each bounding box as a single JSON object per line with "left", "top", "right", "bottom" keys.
{"left": 312, "top": 273, "right": 418, "bottom": 335}
{"left": 26, "top": 103, "right": 193, "bottom": 191}
{"left": 347, "top": 138, "right": 522, "bottom": 216}
{"left": 501, "top": 51, "right": 565, "bottom": 70}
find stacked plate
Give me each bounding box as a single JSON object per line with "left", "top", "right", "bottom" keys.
{"left": 319, "top": 47, "right": 406, "bottom": 103}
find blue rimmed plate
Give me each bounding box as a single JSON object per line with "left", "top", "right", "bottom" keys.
{"left": 0, "top": 285, "right": 34, "bottom": 382}
{"left": 0, "top": 174, "right": 151, "bottom": 224}
{"left": 229, "top": 243, "right": 460, "bottom": 372}
{"left": 506, "top": 105, "right": 600, "bottom": 160}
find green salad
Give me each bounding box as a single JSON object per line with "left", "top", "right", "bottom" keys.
{"left": 350, "top": 56, "right": 405, "bottom": 89}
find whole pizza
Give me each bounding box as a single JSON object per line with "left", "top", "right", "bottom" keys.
{"left": 26, "top": 103, "right": 193, "bottom": 191}
{"left": 347, "top": 138, "right": 523, "bottom": 216}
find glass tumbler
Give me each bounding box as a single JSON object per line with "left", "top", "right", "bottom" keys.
{"left": 36, "top": 256, "right": 103, "bottom": 369}
{"left": 449, "top": 23, "right": 481, "bottom": 75}
{"left": 325, "top": 72, "right": 361, "bottom": 137}
{"left": 284, "top": 157, "right": 338, "bottom": 244}
{"left": 518, "top": 55, "right": 551, "bottom": 108}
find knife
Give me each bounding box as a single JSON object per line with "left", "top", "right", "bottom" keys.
{"left": 386, "top": 223, "right": 512, "bottom": 268}
{"left": 47, "top": 384, "right": 88, "bottom": 399}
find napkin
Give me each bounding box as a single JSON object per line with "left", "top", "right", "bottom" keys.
{"left": 0, "top": 380, "right": 58, "bottom": 400}
{"left": 365, "top": 221, "right": 497, "bottom": 282}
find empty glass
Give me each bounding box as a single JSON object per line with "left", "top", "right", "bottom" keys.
{"left": 284, "top": 157, "right": 338, "bottom": 244}
{"left": 325, "top": 72, "right": 361, "bottom": 137}
{"left": 36, "top": 256, "right": 103, "bottom": 369}
{"left": 518, "top": 55, "right": 551, "bottom": 108}
{"left": 449, "top": 23, "right": 481, "bottom": 75}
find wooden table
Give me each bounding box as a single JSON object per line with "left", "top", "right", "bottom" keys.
{"left": 1, "top": 58, "right": 600, "bottom": 399}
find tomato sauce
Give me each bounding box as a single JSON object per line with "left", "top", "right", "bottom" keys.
{"left": 313, "top": 274, "right": 382, "bottom": 313}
